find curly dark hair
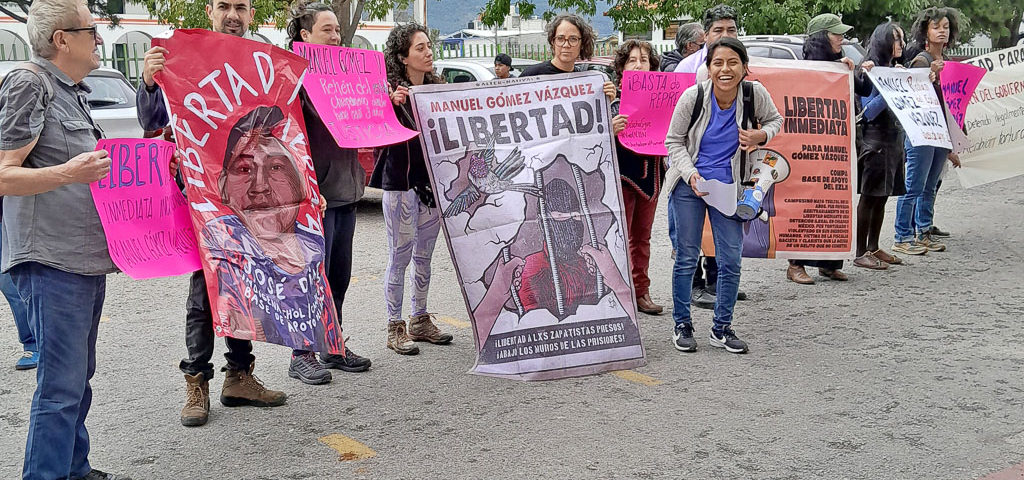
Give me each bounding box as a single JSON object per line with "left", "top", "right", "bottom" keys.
{"left": 612, "top": 40, "right": 660, "bottom": 86}
{"left": 866, "top": 21, "right": 905, "bottom": 67}
{"left": 907, "top": 6, "right": 961, "bottom": 55}
{"left": 384, "top": 22, "right": 443, "bottom": 88}
{"left": 546, "top": 14, "right": 595, "bottom": 61}
{"left": 286, "top": 2, "right": 332, "bottom": 50}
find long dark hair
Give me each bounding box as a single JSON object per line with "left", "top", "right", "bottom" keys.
{"left": 286, "top": 2, "right": 333, "bottom": 50}
{"left": 384, "top": 23, "right": 442, "bottom": 88}
{"left": 866, "top": 21, "right": 904, "bottom": 67}
{"left": 803, "top": 30, "right": 843, "bottom": 62}
{"left": 705, "top": 36, "right": 749, "bottom": 68}
{"left": 905, "top": 6, "right": 961, "bottom": 60}
{"left": 612, "top": 40, "right": 660, "bottom": 86}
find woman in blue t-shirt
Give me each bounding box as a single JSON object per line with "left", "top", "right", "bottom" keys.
{"left": 664, "top": 37, "right": 784, "bottom": 354}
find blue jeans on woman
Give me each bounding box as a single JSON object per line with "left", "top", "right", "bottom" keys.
{"left": 0, "top": 232, "right": 33, "bottom": 352}
{"left": 11, "top": 262, "right": 106, "bottom": 480}
{"left": 894, "top": 139, "right": 949, "bottom": 242}
{"left": 670, "top": 182, "right": 744, "bottom": 331}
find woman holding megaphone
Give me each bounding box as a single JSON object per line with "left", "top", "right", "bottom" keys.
{"left": 664, "top": 37, "right": 783, "bottom": 354}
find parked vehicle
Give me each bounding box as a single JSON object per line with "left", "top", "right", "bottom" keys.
{"left": 738, "top": 35, "right": 866, "bottom": 65}
{"left": 0, "top": 62, "right": 145, "bottom": 139}
{"left": 433, "top": 57, "right": 539, "bottom": 83}
{"left": 575, "top": 55, "right": 614, "bottom": 79}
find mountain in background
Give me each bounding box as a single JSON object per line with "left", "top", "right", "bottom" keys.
{"left": 425, "top": 0, "right": 616, "bottom": 36}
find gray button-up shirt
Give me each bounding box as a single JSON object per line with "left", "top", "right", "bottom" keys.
{"left": 0, "top": 57, "right": 116, "bottom": 275}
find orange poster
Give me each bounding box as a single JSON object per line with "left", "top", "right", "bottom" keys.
{"left": 703, "top": 58, "right": 856, "bottom": 260}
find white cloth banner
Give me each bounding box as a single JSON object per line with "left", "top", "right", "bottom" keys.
{"left": 867, "top": 67, "right": 952, "bottom": 149}
{"left": 955, "top": 45, "right": 1024, "bottom": 188}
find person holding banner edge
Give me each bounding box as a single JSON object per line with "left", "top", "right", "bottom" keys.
{"left": 665, "top": 37, "right": 784, "bottom": 354}
{"left": 374, "top": 22, "right": 453, "bottom": 355}
{"left": 609, "top": 40, "right": 666, "bottom": 315}
{"left": 785, "top": 13, "right": 874, "bottom": 285}
{"left": 283, "top": 2, "right": 373, "bottom": 385}
{"left": 136, "top": 0, "right": 289, "bottom": 428}
{"left": 891, "top": 6, "right": 962, "bottom": 256}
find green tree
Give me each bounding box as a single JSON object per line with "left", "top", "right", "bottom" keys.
{"left": 951, "top": 0, "right": 1022, "bottom": 48}
{"left": 0, "top": 0, "right": 122, "bottom": 25}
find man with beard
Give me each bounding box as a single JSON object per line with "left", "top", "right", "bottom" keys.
{"left": 136, "top": 0, "right": 287, "bottom": 428}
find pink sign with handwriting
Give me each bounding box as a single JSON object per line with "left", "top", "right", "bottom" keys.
{"left": 617, "top": 71, "right": 697, "bottom": 156}
{"left": 91, "top": 138, "right": 201, "bottom": 279}
{"left": 941, "top": 61, "right": 986, "bottom": 129}
{"left": 292, "top": 42, "right": 418, "bottom": 148}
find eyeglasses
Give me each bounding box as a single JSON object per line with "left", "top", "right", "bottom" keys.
{"left": 52, "top": 26, "right": 100, "bottom": 43}
{"left": 554, "top": 35, "right": 581, "bottom": 47}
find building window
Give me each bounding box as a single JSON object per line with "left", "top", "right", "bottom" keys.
{"left": 663, "top": 21, "right": 682, "bottom": 41}
{"left": 107, "top": 0, "right": 125, "bottom": 14}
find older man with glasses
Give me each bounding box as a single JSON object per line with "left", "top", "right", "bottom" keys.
{"left": 0, "top": 0, "right": 130, "bottom": 478}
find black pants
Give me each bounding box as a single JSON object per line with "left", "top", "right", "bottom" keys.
{"left": 789, "top": 259, "right": 844, "bottom": 270}
{"left": 180, "top": 270, "right": 254, "bottom": 380}
{"left": 691, "top": 256, "right": 718, "bottom": 289}
{"left": 293, "top": 204, "right": 357, "bottom": 355}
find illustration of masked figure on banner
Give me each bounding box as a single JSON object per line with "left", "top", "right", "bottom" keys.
{"left": 202, "top": 106, "right": 334, "bottom": 350}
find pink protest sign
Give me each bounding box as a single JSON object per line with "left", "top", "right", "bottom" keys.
{"left": 941, "top": 61, "right": 986, "bottom": 129}
{"left": 617, "top": 71, "right": 697, "bottom": 156}
{"left": 90, "top": 139, "right": 201, "bottom": 280}
{"left": 292, "top": 42, "right": 419, "bottom": 148}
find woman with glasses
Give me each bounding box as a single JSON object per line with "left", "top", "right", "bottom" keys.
{"left": 518, "top": 13, "right": 617, "bottom": 102}
{"left": 785, "top": 13, "right": 873, "bottom": 285}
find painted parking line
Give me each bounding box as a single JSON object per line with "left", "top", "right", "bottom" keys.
{"left": 610, "top": 370, "right": 664, "bottom": 386}
{"left": 318, "top": 434, "right": 377, "bottom": 461}
{"left": 100, "top": 316, "right": 111, "bottom": 323}
{"left": 437, "top": 316, "right": 471, "bottom": 329}
{"left": 979, "top": 461, "right": 1024, "bottom": 480}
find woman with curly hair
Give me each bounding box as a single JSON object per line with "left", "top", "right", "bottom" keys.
{"left": 518, "top": 14, "right": 617, "bottom": 101}
{"left": 608, "top": 40, "right": 666, "bottom": 315}
{"left": 891, "top": 6, "right": 962, "bottom": 256}
{"left": 371, "top": 22, "right": 452, "bottom": 355}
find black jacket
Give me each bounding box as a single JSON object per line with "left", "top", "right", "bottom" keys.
{"left": 660, "top": 50, "right": 686, "bottom": 72}
{"left": 299, "top": 89, "right": 365, "bottom": 208}
{"left": 369, "top": 100, "right": 431, "bottom": 194}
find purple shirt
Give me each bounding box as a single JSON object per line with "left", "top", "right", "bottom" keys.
{"left": 674, "top": 45, "right": 707, "bottom": 74}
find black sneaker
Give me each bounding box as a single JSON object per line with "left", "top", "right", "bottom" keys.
{"left": 320, "top": 346, "right": 372, "bottom": 373}
{"left": 673, "top": 324, "right": 697, "bottom": 352}
{"left": 73, "top": 470, "right": 132, "bottom": 480}
{"left": 288, "top": 352, "right": 333, "bottom": 385}
{"left": 706, "top": 283, "right": 747, "bottom": 301}
{"left": 709, "top": 326, "right": 748, "bottom": 354}
{"left": 927, "top": 225, "right": 951, "bottom": 238}
{"left": 691, "top": 288, "right": 715, "bottom": 310}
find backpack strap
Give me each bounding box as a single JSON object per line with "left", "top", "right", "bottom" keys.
{"left": 687, "top": 83, "right": 704, "bottom": 133}
{"left": 740, "top": 81, "right": 756, "bottom": 185}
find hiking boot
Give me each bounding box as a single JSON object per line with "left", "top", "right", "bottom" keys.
{"left": 288, "top": 352, "right": 332, "bottom": 385}
{"left": 673, "top": 323, "right": 697, "bottom": 352}
{"left": 891, "top": 241, "right": 927, "bottom": 255}
{"left": 15, "top": 350, "right": 38, "bottom": 370}
{"left": 407, "top": 313, "right": 453, "bottom": 345}
{"left": 710, "top": 326, "right": 749, "bottom": 354}
{"left": 691, "top": 287, "right": 715, "bottom": 310}
{"left": 386, "top": 321, "right": 420, "bottom": 355}
{"left": 321, "top": 346, "right": 372, "bottom": 373}
{"left": 181, "top": 373, "right": 210, "bottom": 427}
{"left": 73, "top": 469, "right": 132, "bottom": 480}
{"left": 915, "top": 233, "right": 946, "bottom": 252}
{"left": 221, "top": 364, "right": 287, "bottom": 408}
{"left": 926, "top": 225, "right": 950, "bottom": 237}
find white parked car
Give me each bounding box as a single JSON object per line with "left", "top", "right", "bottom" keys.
{"left": 0, "top": 62, "right": 145, "bottom": 139}
{"left": 433, "top": 57, "right": 539, "bottom": 83}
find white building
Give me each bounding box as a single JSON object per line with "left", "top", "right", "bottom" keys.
{"left": 0, "top": 1, "right": 425, "bottom": 81}
{"left": 440, "top": 5, "right": 547, "bottom": 58}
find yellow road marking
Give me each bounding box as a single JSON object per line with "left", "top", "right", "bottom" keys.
{"left": 100, "top": 316, "right": 111, "bottom": 323}
{"left": 610, "top": 370, "right": 663, "bottom": 386}
{"left": 437, "top": 316, "right": 470, "bottom": 328}
{"left": 319, "top": 434, "right": 377, "bottom": 461}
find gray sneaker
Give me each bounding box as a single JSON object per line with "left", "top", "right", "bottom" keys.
{"left": 915, "top": 233, "right": 946, "bottom": 252}
{"left": 691, "top": 288, "right": 715, "bottom": 310}
{"left": 673, "top": 323, "right": 697, "bottom": 352}
{"left": 288, "top": 352, "right": 332, "bottom": 385}
{"left": 74, "top": 470, "right": 132, "bottom": 480}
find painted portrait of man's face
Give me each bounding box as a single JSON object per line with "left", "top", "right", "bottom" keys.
{"left": 221, "top": 123, "right": 304, "bottom": 236}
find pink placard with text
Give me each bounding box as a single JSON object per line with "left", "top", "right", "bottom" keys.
{"left": 90, "top": 138, "right": 201, "bottom": 279}
{"left": 617, "top": 70, "right": 697, "bottom": 156}
{"left": 941, "top": 61, "right": 986, "bottom": 129}
{"left": 292, "top": 42, "right": 419, "bottom": 148}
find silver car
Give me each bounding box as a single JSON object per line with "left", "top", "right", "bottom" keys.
{"left": 0, "top": 62, "right": 144, "bottom": 139}
{"left": 433, "top": 57, "right": 539, "bottom": 83}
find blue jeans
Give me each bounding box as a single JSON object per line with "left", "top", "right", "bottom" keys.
{"left": 1, "top": 231, "right": 33, "bottom": 352}
{"left": 11, "top": 262, "right": 106, "bottom": 480}
{"left": 670, "top": 183, "right": 743, "bottom": 330}
{"left": 894, "top": 140, "right": 948, "bottom": 242}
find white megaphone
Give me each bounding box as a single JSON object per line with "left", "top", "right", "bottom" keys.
{"left": 736, "top": 149, "right": 790, "bottom": 221}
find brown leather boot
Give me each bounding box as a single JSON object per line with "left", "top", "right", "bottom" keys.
{"left": 220, "top": 364, "right": 287, "bottom": 408}
{"left": 636, "top": 294, "right": 664, "bottom": 315}
{"left": 387, "top": 321, "right": 420, "bottom": 355}
{"left": 181, "top": 373, "right": 209, "bottom": 427}
{"left": 786, "top": 264, "right": 814, "bottom": 285}
{"left": 407, "top": 313, "right": 453, "bottom": 345}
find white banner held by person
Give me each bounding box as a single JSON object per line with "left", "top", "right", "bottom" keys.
{"left": 409, "top": 72, "right": 645, "bottom": 381}
{"left": 867, "top": 67, "right": 953, "bottom": 149}
{"left": 956, "top": 45, "right": 1024, "bottom": 188}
